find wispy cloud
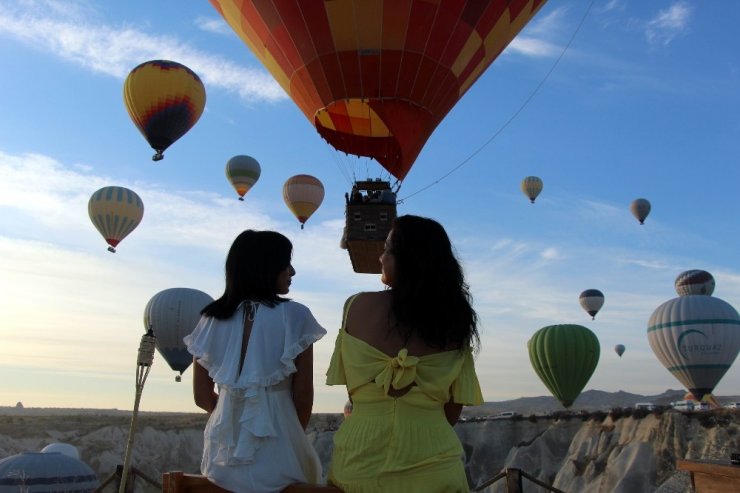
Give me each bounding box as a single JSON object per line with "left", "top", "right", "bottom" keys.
{"left": 645, "top": 1, "right": 692, "bottom": 46}
{"left": 0, "top": 0, "right": 284, "bottom": 103}
{"left": 195, "top": 16, "right": 232, "bottom": 36}
{"left": 507, "top": 8, "right": 567, "bottom": 58}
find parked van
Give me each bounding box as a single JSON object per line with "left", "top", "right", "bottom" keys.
{"left": 634, "top": 402, "right": 656, "bottom": 411}
{"left": 725, "top": 402, "right": 740, "bottom": 409}
{"left": 493, "top": 411, "right": 517, "bottom": 419}
{"left": 671, "top": 400, "right": 694, "bottom": 411}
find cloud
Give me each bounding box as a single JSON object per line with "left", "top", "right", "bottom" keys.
{"left": 0, "top": 1, "right": 284, "bottom": 103}
{"left": 194, "top": 16, "right": 232, "bottom": 36}
{"left": 645, "top": 1, "right": 692, "bottom": 46}
{"left": 506, "top": 8, "right": 567, "bottom": 58}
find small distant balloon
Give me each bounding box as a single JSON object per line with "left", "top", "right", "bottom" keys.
{"left": 675, "top": 270, "right": 715, "bottom": 296}
{"left": 579, "top": 289, "right": 605, "bottom": 320}
{"left": 226, "top": 155, "right": 261, "bottom": 200}
{"left": 283, "top": 174, "right": 325, "bottom": 229}
{"left": 528, "top": 324, "right": 600, "bottom": 408}
{"left": 630, "top": 198, "right": 651, "bottom": 225}
{"left": 521, "top": 176, "right": 543, "bottom": 204}
{"left": 88, "top": 186, "right": 144, "bottom": 253}
{"left": 614, "top": 344, "right": 626, "bottom": 358}
{"left": 343, "top": 400, "right": 353, "bottom": 418}
{"left": 123, "top": 60, "right": 206, "bottom": 161}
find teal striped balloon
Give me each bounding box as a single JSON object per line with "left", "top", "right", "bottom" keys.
{"left": 226, "top": 155, "right": 261, "bottom": 200}
{"left": 648, "top": 295, "right": 740, "bottom": 400}
{"left": 88, "top": 186, "right": 144, "bottom": 252}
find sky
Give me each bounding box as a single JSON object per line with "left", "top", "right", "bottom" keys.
{"left": 1, "top": 0, "right": 739, "bottom": 414}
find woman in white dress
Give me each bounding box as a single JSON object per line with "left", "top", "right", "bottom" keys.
{"left": 184, "top": 230, "right": 327, "bottom": 493}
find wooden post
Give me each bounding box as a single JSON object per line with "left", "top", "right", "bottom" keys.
{"left": 504, "top": 468, "right": 523, "bottom": 493}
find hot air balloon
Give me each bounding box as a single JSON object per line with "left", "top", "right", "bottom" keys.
{"left": 614, "top": 344, "right": 626, "bottom": 358}
{"left": 0, "top": 452, "right": 99, "bottom": 492}
{"left": 343, "top": 400, "right": 353, "bottom": 418}
{"left": 209, "top": 0, "right": 549, "bottom": 181}
{"left": 225, "top": 155, "right": 261, "bottom": 200}
{"left": 283, "top": 175, "right": 325, "bottom": 229}
{"left": 647, "top": 294, "right": 740, "bottom": 401}
{"left": 88, "top": 186, "right": 144, "bottom": 253}
{"left": 144, "top": 287, "right": 214, "bottom": 381}
{"left": 630, "top": 198, "right": 651, "bottom": 225}
{"left": 124, "top": 60, "right": 206, "bottom": 161}
{"left": 528, "top": 324, "right": 600, "bottom": 408}
{"left": 675, "top": 269, "right": 715, "bottom": 296}
{"left": 521, "top": 176, "right": 543, "bottom": 204}
{"left": 579, "top": 289, "right": 605, "bottom": 320}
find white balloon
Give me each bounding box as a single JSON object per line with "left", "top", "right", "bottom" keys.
{"left": 41, "top": 443, "right": 80, "bottom": 460}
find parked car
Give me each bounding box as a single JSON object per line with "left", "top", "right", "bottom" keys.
{"left": 671, "top": 400, "right": 695, "bottom": 411}
{"left": 725, "top": 402, "right": 740, "bottom": 409}
{"left": 492, "top": 411, "right": 517, "bottom": 419}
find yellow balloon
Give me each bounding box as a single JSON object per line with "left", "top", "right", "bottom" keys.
{"left": 282, "top": 175, "right": 324, "bottom": 229}
{"left": 88, "top": 186, "right": 144, "bottom": 252}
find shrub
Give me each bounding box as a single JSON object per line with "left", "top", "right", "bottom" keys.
{"left": 609, "top": 407, "right": 624, "bottom": 421}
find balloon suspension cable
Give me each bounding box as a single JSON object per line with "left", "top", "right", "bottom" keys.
{"left": 152, "top": 151, "right": 164, "bottom": 162}
{"left": 399, "top": 0, "right": 596, "bottom": 203}
{"left": 119, "top": 328, "right": 156, "bottom": 493}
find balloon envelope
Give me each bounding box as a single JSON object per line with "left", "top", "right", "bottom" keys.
{"left": 124, "top": 60, "right": 206, "bottom": 161}
{"left": 614, "top": 344, "right": 626, "bottom": 357}
{"left": 579, "top": 289, "right": 605, "bottom": 319}
{"left": 88, "top": 186, "right": 144, "bottom": 253}
{"left": 210, "top": 0, "right": 549, "bottom": 180}
{"left": 521, "top": 176, "right": 543, "bottom": 203}
{"left": 226, "top": 155, "right": 261, "bottom": 200}
{"left": 630, "top": 198, "right": 651, "bottom": 225}
{"left": 0, "top": 452, "right": 99, "bottom": 493}
{"left": 144, "top": 287, "right": 214, "bottom": 379}
{"left": 283, "top": 175, "right": 325, "bottom": 228}
{"left": 528, "top": 324, "right": 600, "bottom": 408}
{"left": 647, "top": 294, "right": 740, "bottom": 400}
{"left": 41, "top": 443, "right": 80, "bottom": 460}
{"left": 675, "top": 269, "right": 715, "bottom": 296}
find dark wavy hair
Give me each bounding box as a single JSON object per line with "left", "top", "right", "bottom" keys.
{"left": 201, "top": 230, "right": 292, "bottom": 319}
{"left": 387, "top": 215, "right": 479, "bottom": 352}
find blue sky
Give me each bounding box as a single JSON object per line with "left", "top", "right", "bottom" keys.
{"left": 1, "top": 0, "right": 739, "bottom": 413}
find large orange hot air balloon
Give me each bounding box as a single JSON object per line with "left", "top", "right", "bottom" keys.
{"left": 210, "top": 0, "right": 548, "bottom": 180}
{"left": 124, "top": 60, "right": 206, "bottom": 161}
{"left": 283, "top": 175, "right": 325, "bottom": 229}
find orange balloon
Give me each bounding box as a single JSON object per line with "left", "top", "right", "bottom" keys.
{"left": 210, "top": 0, "right": 548, "bottom": 180}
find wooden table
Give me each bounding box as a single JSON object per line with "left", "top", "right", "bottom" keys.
{"left": 677, "top": 459, "right": 740, "bottom": 493}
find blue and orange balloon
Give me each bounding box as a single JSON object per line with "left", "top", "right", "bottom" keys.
{"left": 124, "top": 60, "right": 206, "bottom": 161}
{"left": 88, "top": 186, "right": 144, "bottom": 253}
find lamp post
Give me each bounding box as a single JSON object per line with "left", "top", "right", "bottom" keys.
{"left": 118, "top": 328, "right": 156, "bottom": 493}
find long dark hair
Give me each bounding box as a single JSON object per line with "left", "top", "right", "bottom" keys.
{"left": 388, "top": 215, "right": 479, "bottom": 352}
{"left": 202, "top": 230, "right": 292, "bottom": 319}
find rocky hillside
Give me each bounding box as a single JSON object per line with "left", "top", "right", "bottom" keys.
{"left": 1, "top": 408, "right": 738, "bottom": 492}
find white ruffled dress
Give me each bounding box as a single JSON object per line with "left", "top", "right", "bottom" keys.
{"left": 184, "top": 300, "right": 327, "bottom": 493}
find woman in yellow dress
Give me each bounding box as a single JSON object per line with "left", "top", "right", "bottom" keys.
{"left": 326, "top": 215, "right": 483, "bottom": 493}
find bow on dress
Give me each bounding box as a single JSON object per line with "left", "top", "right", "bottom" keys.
{"left": 375, "top": 349, "right": 419, "bottom": 394}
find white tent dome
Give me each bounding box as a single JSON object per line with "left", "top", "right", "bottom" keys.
{"left": 41, "top": 443, "right": 80, "bottom": 460}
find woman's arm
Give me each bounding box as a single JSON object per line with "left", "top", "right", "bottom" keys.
{"left": 291, "top": 345, "right": 315, "bottom": 430}
{"left": 192, "top": 357, "right": 218, "bottom": 413}
{"left": 444, "top": 399, "right": 463, "bottom": 426}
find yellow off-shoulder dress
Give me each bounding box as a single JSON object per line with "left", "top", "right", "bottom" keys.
{"left": 325, "top": 328, "right": 483, "bottom": 493}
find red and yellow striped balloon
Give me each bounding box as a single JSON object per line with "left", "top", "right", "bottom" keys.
{"left": 88, "top": 186, "right": 144, "bottom": 253}
{"left": 283, "top": 175, "right": 324, "bottom": 229}
{"left": 210, "top": 0, "right": 548, "bottom": 180}
{"left": 124, "top": 60, "right": 206, "bottom": 161}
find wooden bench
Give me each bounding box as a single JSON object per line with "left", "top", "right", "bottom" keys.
{"left": 677, "top": 459, "right": 740, "bottom": 493}
{"left": 162, "top": 471, "right": 342, "bottom": 493}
